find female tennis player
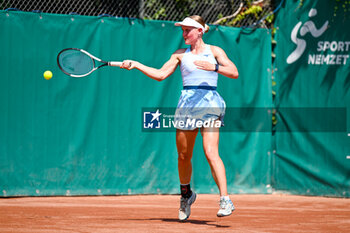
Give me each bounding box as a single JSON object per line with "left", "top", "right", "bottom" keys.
{"left": 120, "top": 15, "right": 238, "bottom": 221}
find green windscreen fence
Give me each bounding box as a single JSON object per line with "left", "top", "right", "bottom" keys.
{"left": 273, "top": 0, "right": 350, "bottom": 197}
{"left": 0, "top": 11, "right": 272, "bottom": 196}
{"left": 1, "top": 4, "right": 349, "bottom": 197}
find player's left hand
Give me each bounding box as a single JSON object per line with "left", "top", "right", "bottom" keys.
{"left": 194, "top": 60, "right": 215, "bottom": 71}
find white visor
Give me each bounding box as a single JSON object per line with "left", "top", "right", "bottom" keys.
{"left": 175, "top": 17, "right": 205, "bottom": 32}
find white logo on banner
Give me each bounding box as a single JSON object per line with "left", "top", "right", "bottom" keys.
{"left": 287, "top": 8, "right": 350, "bottom": 65}
{"left": 143, "top": 109, "right": 162, "bottom": 128}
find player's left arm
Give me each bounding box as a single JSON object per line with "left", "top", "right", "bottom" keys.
{"left": 211, "top": 45, "right": 238, "bottom": 79}
{"left": 194, "top": 46, "right": 239, "bottom": 79}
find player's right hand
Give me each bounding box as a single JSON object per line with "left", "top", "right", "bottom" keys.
{"left": 121, "top": 60, "right": 136, "bottom": 70}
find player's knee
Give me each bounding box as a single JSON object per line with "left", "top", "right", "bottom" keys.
{"left": 204, "top": 147, "right": 219, "bottom": 162}
{"left": 178, "top": 152, "right": 192, "bottom": 163}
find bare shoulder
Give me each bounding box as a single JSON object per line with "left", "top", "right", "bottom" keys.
{"left": 209, "top": 45, "right": 226, "bottom": 56}
{"left": 173, "top": 48, "right": 186, "bottom": 56}
{"left": 172, "top": 48, "right": 187, "bottom": 60}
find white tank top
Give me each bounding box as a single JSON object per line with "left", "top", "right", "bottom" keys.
{"left": 180, "top": 44, "right": 218, "bottom": 87}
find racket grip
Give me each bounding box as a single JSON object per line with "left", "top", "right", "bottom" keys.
{"left": 108, "top": 61, "right": 122, "bottom": 67}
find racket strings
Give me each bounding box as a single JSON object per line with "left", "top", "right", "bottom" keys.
{"left": 58, "top": 50, "right": 95, "bottom": 76}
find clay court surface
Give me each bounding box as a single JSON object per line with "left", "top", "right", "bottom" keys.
{"left": 1, "top": 194, "right": 349, "bottom": 233}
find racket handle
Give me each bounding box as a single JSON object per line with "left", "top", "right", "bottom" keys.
{"left": 108, "top": 61, "right": 122, "bottom": 67}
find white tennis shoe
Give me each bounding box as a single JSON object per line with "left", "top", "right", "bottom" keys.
{"left": 178, "top": 192, "right": 197, "bottom": 221}
{"left": 217, "top": 198, "right": 235, "bottom": 217}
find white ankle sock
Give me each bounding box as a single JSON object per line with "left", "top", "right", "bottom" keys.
{"left": 220, "top": 195, "right": 230, "bottom": 201}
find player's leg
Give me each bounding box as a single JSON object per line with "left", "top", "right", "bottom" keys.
{"left": 201, "top": 126, "right": 227, "bottom": 195}
{"left": 201, "top": 125, "right": 235, "bottom": 217}
{"left": 176, "top": 128, "right": 198, "bottom": 221}
{"left": 176, "top": 128, "right": 198, "bottom": 184}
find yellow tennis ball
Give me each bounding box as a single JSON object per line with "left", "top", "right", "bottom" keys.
{"left": 43, "top": 70, "right": 53, "bottom": 80}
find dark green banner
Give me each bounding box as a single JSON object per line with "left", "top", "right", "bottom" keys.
{"left": 273, "top": 0, "right": 350, "bottom": 197}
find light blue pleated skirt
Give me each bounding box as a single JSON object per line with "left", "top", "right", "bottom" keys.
{"left": 174, "top": 88, "right": 226, "bottom": 130}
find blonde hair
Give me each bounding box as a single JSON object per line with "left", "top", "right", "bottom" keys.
{"left": 189, "top": 15, "right": 210, "bottom": 33}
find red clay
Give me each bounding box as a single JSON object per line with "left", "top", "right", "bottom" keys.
{"left": 0, "top": 194, "right": 349, "bottom": 232}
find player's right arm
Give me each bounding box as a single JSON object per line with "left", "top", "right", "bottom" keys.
{"left": 121, "top": 49, "right": 185, "bottom": 81}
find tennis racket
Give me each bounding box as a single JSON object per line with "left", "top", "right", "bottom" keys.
{"left": 57, "top": 48, "right": 124, "bottom": 77}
